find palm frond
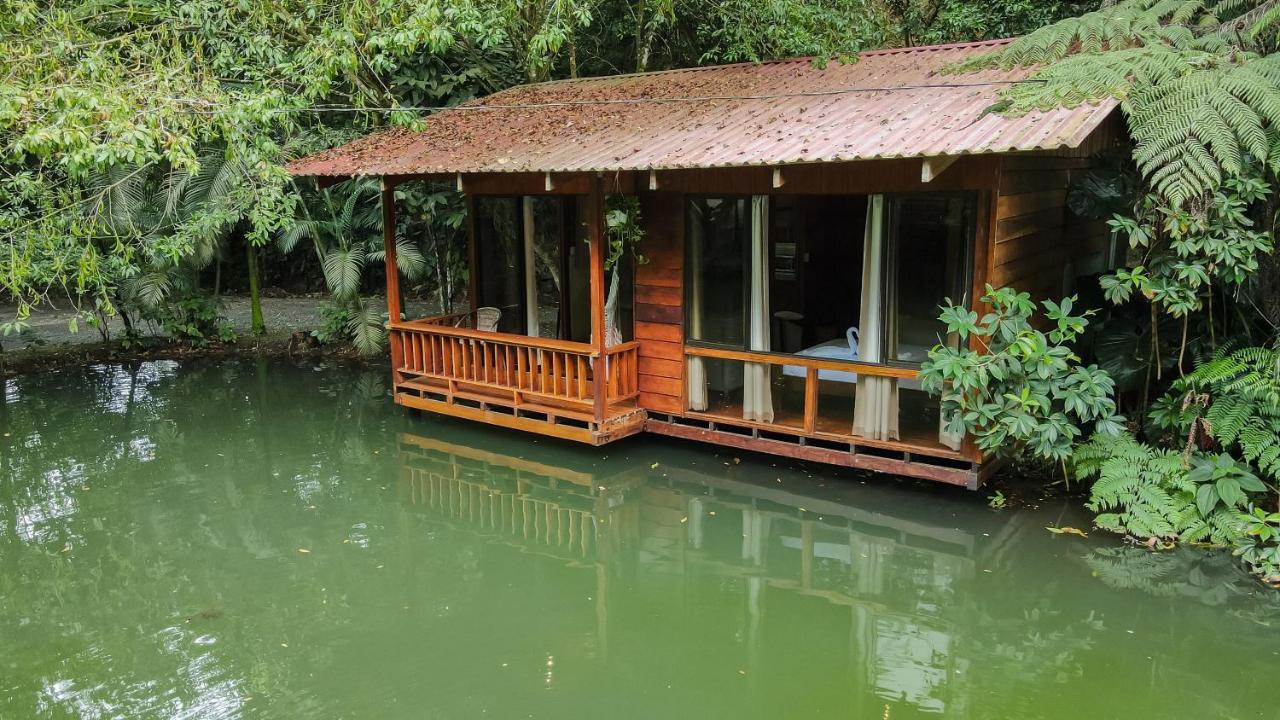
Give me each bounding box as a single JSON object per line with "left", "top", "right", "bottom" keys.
{"left": 322, "top": 246, "right": 366, "bottom": 299}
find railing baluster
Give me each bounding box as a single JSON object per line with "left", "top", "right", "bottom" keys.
{"left": 564, "top": 352, "right": 576, "bottom": 399}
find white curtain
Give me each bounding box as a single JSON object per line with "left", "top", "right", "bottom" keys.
{"left": 687, "top": 203, "right": 708, "bottom": 411}
{"left": 604, "top": 266, "right": 622, "bottom": 347}
{"left": 521, "top": 198, "right": 539, "bottom": 337}
{"left": 853, "top": 195, "right": 899, "bottom": 440}
{"left": 743, "top": 196, "right": 774, "bottom": 423}
{"left": 938, "top": 328, "right": 964, "bottom": 451}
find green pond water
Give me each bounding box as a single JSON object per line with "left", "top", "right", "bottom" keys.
{"left": 2, "top": 359, "right": 1277, "bottom": 719}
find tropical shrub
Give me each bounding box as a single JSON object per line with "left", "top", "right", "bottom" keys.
{"left": 1076, "top": 433, "right": 1263, "bottom": 546}
{"left": 920, "top": 285, "right": 1123, "bottom": 462}
{"left": 143, "top": 293, "right": 237, "bottom": 347}
{"left": 1153, "top": 343, "right": 1280, "bottom": 483}
{"left": 312, "top": 302, "right": 355, "bottom": 346}
{"left": 1101, "top": 173, "right": 1273, "bottom": 320}
{"left": 1235, "top": 506, "right": 1280, "bottom": 584}
{"left": 279, "top": 180, "right": 423, "bottom": 355}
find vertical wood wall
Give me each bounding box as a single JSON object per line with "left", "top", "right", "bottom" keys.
{"left": 988, "top": 154, "right": 1110, "bottom": 300}
{"left": 633, "top": 192, "right": 685, "bottom": 414}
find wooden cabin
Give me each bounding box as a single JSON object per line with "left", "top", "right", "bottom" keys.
{"left": 289, "top": 39, "right": 1120, "bottom": 489}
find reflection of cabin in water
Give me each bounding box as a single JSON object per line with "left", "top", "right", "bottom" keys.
{"left": 397, "top": 431, "right": 1021, "bottom": 715}
{"left": 292, "top": 39, "right": 1120, "bottom": 488}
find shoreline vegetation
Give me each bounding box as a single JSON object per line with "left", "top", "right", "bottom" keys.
{"left": 0, "top": 329, "right": 369, "bottom": 378}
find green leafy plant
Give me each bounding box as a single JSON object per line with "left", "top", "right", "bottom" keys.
{"left": 1101, "top": 173, "right": 1273, "bottom": 321}
{"left": 1156, "top": 342, "right": 1280, "bottom": 482}
{"left": 1077, "top": 431, "right": 1193, "bottom": 544}
{"left": 1235, "top": 506, "right": 1280, "bottom": 585}
{"left": 279, "top": 180, "right": 423, "bottom": 355}
{"left": 143, "top": 293, "right": 236, "bottom": 347}
{"left": 1077, "top": 433, "right": 1261, "bottom": 546}
{"left": 312, "top": 302, "right": 354, "bottom": 346}
{"left": 987, "top": 490, "right": 1007, "bottom": 510}
{"left": 1187, "top": 453, "right": 1267, "bottom": 518}
{"left": 920, "top": 285, "right": 1123, "bottom": 462}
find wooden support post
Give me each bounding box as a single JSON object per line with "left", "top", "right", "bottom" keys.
{"left": 466, "top": 194, "right": 479, "bottom": 315}
{"left": 803, "top": 367, "right": 818, "bottom": 433}
{"left": 382, "top": 179, "right": 404, "bottom": 381}
{"left": 588, "top": 175, "right": 607, "bottom": 426}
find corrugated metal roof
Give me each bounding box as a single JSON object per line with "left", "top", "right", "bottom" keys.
{"left": 287, "top": 38, "right": 1117, "bottom": 178}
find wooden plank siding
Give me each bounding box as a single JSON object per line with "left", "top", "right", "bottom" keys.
{"left": 988, "top": 154, "right": 1107, "bottom": 302}
{"left": 634, "top": 192, "right": 686, "bottom": 415}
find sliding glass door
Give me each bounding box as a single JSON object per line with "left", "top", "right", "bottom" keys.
{"left": 684, "top": 191, "right": 975, "bottom": 451}
{"left": 884, "top": 194, "right": 973, "bottom": 365}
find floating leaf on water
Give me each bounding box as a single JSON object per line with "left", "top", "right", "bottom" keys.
{"left": 1045, "top": 526, "right": 1088, "bottom": 538}
{"left": 298, "top": 548, "right": 311, "bottom": 554}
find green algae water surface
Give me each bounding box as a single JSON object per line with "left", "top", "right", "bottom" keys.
{"left": 2, "top": 359, "right": 1277, "bottom": 719}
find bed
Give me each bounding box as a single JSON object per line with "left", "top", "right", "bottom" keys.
{"left": 782, "top": 328, "right": 860, "bottom": 383}
{"left": 780, "top": 327, "right": 927, "bottom": 390}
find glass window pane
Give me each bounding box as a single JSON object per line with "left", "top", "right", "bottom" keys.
{"left": 528, "top": 196, "right": 564, "bottom": 339}
{"left": 686, "top": 198, "right": 748, "bottom": 347}
{"left": 887, "top": 194, "right": 974, "bottom": 364}
{"left": 687, "top": 356, "right": 744, "bottom": 415}
{"left": 768, "top": 195, "right": 866, "bottom": 356}
{"left": 474, "top": 197, "right": 524, "bottom": 333}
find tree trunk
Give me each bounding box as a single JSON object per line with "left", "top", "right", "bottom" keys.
{"left": 246, "top": 242, "right": 266, "bottom": 335}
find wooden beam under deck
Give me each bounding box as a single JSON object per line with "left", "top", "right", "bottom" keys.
{"left": 395, "top": 389, "right": 646, "bottom": 446}
{"left": 643, "top": 416, "right": 980, "bottom": 489}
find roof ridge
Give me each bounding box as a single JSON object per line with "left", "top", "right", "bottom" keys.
{"left": 518, "top": 37, "right": 1017, "bottom": 90}
{"left": 858, "top": 37, "right": 1015, "bottom": 57}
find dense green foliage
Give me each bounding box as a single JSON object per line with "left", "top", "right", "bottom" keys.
{"left": 1153, "top": 343, "right": 1280, "bottom": 480}
{"left": 1078, "top": 432, "right": 1266, "bottom": 545}
{"left": 935, "top": 1, "right": 1280, "bottom": 585}
{"left": 1, "top": 0, "right": 1086, "bottom": 343}
{"left": 968, "top": 0, "right": 1280, "bottom": 207}
{"left": 920, "top": 286, "right": 1122, "bottom": 462}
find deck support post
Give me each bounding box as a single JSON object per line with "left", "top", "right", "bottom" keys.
{"left": 382, "top": 178, "right": 404, "bottom": 380}
{"left": 588, "top": 175, "right": 607, "bottom": 426}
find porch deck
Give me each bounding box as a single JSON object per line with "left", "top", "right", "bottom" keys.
{"left": 389, "top": 312, "right": 645, "bottom": 445}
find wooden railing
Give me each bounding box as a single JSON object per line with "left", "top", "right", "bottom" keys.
{"left": 604, "top": 341, "right": 640, "bottom": 403}
{"left": 682, "top": 345, "right": 965, "bottom": 457}
{"left": 390, "top": 319, "right": 639, "bottom": 411}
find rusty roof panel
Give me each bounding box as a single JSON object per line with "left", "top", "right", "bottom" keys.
{"left": 287, "top": 39, "right": 1118, "bottom": 178}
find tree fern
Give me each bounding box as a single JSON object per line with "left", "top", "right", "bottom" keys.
{"left": 959, "top": 0, "right": 1280, "bottom": 206}
{"left": 1168, "top": 342, "right": 1280, "bottom": 480}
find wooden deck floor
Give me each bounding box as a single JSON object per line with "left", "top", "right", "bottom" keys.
{"left": 395, "top": 375, "right": 646, "bottom": 446}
